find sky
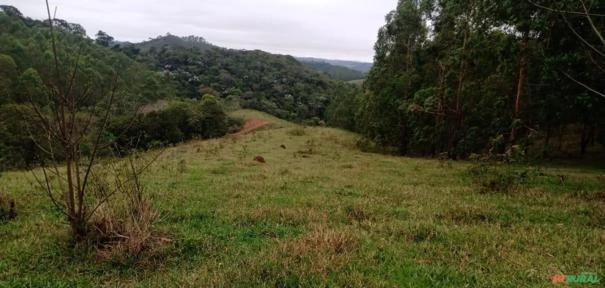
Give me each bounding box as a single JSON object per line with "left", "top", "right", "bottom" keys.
{"left": 4, "top": 0, "right": 398, "bottom": 62}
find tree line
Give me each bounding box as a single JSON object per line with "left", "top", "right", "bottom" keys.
{"left": 328, "top": 0, "right": 605, "bottom": 159}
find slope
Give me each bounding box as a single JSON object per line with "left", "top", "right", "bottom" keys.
{"left": 296, "top": 57, "right": 373, "bottom": 74}
{"left": 299, "top": 60, "right": 365, "bottom": 81}
{"left": 1, "top": 109, "right": 603, "bottom": 287}
{"left": 121, "top": 35, "right": 343, "bottom": 122}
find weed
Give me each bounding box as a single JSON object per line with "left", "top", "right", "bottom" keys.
{"left": 467, "top": 164, "right": 536, "bottom": 194}
{"left": 346, "top": 205, "right": 369, "bottom": 222}
{"left": 287, "top": 127, "right": 306, "bottom": 136}
{"left": 177, "top": 159, "right": 187, "bottom": 174}
{"left": 0, "top": 192, "right": 16, "bottom": 221}
{"left": 238, "top": 144, "right": 249, "bottom": 160}
{"left": 356, "top": 137, "right": 378, "bottom": 152}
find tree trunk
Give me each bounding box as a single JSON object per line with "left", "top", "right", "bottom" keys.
{"left": 580, "top": 124, "right": 594, "bottom": 156}
{"left": 543, "top": 124, "right": 552, "bottom": 158}
{"left": 511, "top": 31, "right": 529, "bottom": 144}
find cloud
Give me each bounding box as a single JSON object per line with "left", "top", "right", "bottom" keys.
{"left": 3, "top": 0, "right": 398, "bottom": 61}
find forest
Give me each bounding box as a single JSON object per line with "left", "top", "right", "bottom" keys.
{"left": 329, "top": 0, "right": 605, "bottom": 160}
{"left": 0, "top": 6, "right": 358, "bottom": 169}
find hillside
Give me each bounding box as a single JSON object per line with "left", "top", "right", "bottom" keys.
{"left": 0, "top": 6, "right": 362, "bottom": 169}
{"left": 296, "top": 57, "right": 373, "bottom": 74}
{"left": 1, "top": 110, "right": 603, "bottom": 286}
{"left": 119, "top": 34, "right": 349, "bottom": 121}
{"left": 299, "top": 61, "right": 365, "bottom": 81}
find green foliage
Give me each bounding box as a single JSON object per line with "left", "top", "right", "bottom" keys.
{"left": 351, "top": 0, "right": 605, "bottom": 159}
{"left": 109, "top": 100, "right": 236, "bottom": 153}
{"left": 94, "top": 30, "right": 114, "bottom": 47}
{"left": 286, "top": 127, "right": 306, "bottom": 136}
{"left": 468, "top": 163, "right": 537, "bottom": 194}
{"left": 0, "top": 192, "right": 16, "bottom": 221}
{"left": 123, "top": 34, "right": 339, "bottom": 121}
{"left": 325, "top": 83, "right": 362, "bottom": 131}
{"left": 0, "top": 10, "right": 220, "bottom": 168}
{"left": 300, "top": 61, "right": 365, "bottom": 81}
{"left": 0, "top": 104, "right": 38, "bottom": 169}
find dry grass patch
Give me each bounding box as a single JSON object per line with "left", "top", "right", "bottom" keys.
{"left": 0, "top": 192, "right": 16, "bottom": 221}
{"left": 234, "top": 206, "right": 328, "bottom": 227}
{"left": 269, "top": 226, "right": 360, "bottom": 279}
{"left": 436, "top": 206, "right": 496, "bottom": 225}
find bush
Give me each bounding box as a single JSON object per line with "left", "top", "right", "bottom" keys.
{"left": 88, "top": 157, "right": 163, "bottom": 262}
{"left": 226, "top": 116, "right": 245, "bottom": 134}
{"left": 0, "top": 192, "right": 16, "bottom": 221}
{"left": 468, "top": 164, "right": 535, "bottom": 194}
{"left": 356, "top": 137, "right": 379, "bottom": 153}
{"left": 287, "top": 127, "right": 306, "bottom": 136}
{"left": 109, "top": 99, "right": 231, "bottom": 153}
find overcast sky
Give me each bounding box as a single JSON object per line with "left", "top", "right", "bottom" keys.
{"left": 4, "top": 0, "right": 398, "bottom": 62}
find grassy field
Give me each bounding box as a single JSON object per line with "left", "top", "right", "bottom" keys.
{"left": 0, "top": 110, "right": 603, "bottom": 287}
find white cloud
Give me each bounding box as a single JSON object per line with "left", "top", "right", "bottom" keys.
{"left": 3, "top": 0, "right": 398, "bottom": 61}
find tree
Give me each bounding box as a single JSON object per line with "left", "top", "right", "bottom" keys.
{"left": 0, "top": 5, "right": 23, "bottom": 18}
{"left": 26, "top": 2, "right": 152, "bottom": 240}
{"left": 0, "top": 54, "right": 18, "bottom": 103}
{"left": 95, "top": 30, "right": 114, "bottom": 47}
{"left": 353, "top": 0, "right": 604, "bottom": 159}
{"left": 532, "top": 0, "right": 605, "bottom": 99}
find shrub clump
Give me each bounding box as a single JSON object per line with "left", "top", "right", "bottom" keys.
{"left": 85, "top": 158, "right": 166, "bottom": 263}
{"left": 0, "top": 192, "right": 16, "bottom": 221}
{"left": 468, "top": 163, "right": 535, "bottom": 194}
{"left": 287, "top": 127, "right": 306, "bottom": 136}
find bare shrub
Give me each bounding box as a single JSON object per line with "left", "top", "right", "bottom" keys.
{"left": 23, "top": 1, "right": 160, "bottom": 243}
{"left": 272, "top": 227, "right": 358, "bottom": 277}
{"left": 88, "top": 156, "right": 164, "bottom": 262}
{"left": 287, "top": 127, "right": 306, "bottom": 136}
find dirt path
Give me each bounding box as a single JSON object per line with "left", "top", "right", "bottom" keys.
{"left": 233, "top": 119, "right": 271, "bottom": 136}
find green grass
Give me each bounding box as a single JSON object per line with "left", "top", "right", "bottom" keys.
{"left": 0, "top": 110, "right": 603, "bottom": 287}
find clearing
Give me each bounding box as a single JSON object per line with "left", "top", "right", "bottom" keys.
{"left": 0, "top": 110, "right": 603, "bottom": 287}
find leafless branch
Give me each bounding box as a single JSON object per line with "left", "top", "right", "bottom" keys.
{"left": 579, "top": 0, "right": 605, "bottom": 47}
{"left": 562, "top": 71, "right": 605, "bottom": 98}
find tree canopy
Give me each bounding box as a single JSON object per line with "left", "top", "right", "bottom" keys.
{"left": 328, "top": 0, "right": 605, "bottom": 159}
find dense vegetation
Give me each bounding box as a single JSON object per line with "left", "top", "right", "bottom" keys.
{"left": 116, "top": 34, "right": 350, "bottom": 122}
{"left": 298, "top": 60, "right": 366, "bottom": 81}
{"left": 0, "top": 7, "right": 355, "bottom": 169}
{"left": 329, "top": 0, "right": 605, "bottom": 160}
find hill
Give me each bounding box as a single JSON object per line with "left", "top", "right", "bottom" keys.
{"left": 296, "top": 57, "right": 373, "bottom": 74}
{"left": 299, "top": 61, "right": 365, "bottom": 81}
{"left": 117, "top": 34, "right": 350, "bottom": 122}
{"left": 1, "top": 109, "right": 603, "bottom": 286}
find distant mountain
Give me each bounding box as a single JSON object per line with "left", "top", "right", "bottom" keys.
{"left": 300, "top": 61, "right": 365, "bottom": 81}
{"left": 296, "top": 57, "right": 373, "bottom": 74}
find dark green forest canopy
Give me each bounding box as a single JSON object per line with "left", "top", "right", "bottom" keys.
{"left": 296, "top": 57, "right": 373, "bottom": 74}
{"left": 2, "top": 6, "right": 356, "bottom": 168}
{"left": 115, "top": 33, "right": 356, "bottom": 121}
{"left": 299, "top": 60, "right": 366, "bottom": 81}
{"left": 328, "top": 0, "right": 605, "bottom": 160}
